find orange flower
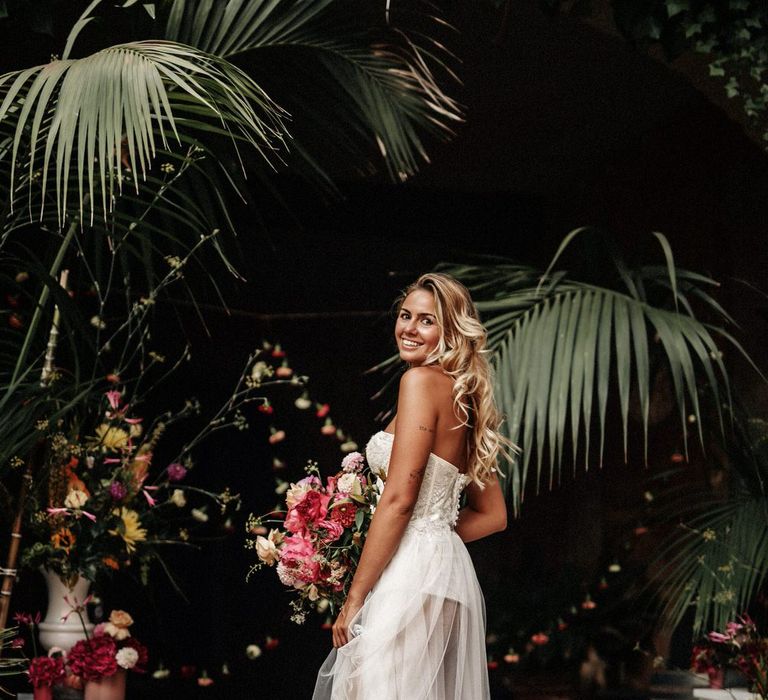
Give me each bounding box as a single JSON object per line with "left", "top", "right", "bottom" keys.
{"left": 51, "top": 528, "right": 76, "bottom": 553}
{"left": 103, "top": 556, "right": 120, "bottom": 571}
{"left": 65, "top": 458, "right": 90, "bottom": 496}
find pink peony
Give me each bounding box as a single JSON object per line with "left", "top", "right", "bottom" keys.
{"left": 285, "top": 476, "right": 321, "bottom": 509}
{"left": 68, "top": 636, "right": 118, "bottom": 681}
{"left": 318, "top": 520, "right": 344, "bottom": 543}
{"left": 279, "top": 534, "right": 320, "bottom": 585}
{"left": 285, "top": 489, "right": 330, "bottom": 533}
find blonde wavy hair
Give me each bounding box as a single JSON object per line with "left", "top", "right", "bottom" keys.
{"left": 397, "top": 272, "right": 518, "bottom": 488}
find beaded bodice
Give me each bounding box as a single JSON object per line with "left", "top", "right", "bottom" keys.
{"left": 365, "top": 431, "right": 468, "bottom": 533}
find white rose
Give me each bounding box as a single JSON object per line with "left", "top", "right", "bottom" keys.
{"left": 170, "top": 489, "right": 186, "bottom": 508}
{"left": 336, "top": 473, "right": 361, "bottom": 495}
{"left": 255, "top": 536, "right": 279, "bottom": 566}
{"left": 64, "top": 489, "right": 88, "bottom": 509}
{"left": 116, "top": 647, "right": 139, "bottom": 669}
{"left": 245, "top": 644, "right": 262, "bottom": 660}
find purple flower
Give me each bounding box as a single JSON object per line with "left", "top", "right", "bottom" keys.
{"left": 109, "top": 482, "right": 127, "bottom": 501}
{"left": 166, "top": 463, "right": 187, "bottom": 482}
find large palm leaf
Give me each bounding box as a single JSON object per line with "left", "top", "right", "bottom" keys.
{"left": 0, "top": 39, "right": 287, "bottom": 226}
{"left": 432, "top": 230, "right": 758, "bottom": 510}
{"left": 160, "top": 0, "right": 462, "bottom": 182}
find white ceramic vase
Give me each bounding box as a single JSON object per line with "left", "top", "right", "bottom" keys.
{"left": 37, "top": 568, "right": 94, "bottom": 652}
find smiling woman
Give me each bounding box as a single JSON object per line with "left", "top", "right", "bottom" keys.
{"left": 313, "top": 272, "right": 513, "bottom": 700}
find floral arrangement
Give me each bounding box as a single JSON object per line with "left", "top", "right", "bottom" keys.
{"left": 10, "top": 607, "right": 147, "bottom": 690}
{"left": 21, "top": 387, "right": 241, "bottom": 582}
{"left": 68, "top": 609, "right": 148, "bottom": 681}
{"left": 247, "top": 451, "right": 380, "bottom": 623}
{"left": 691, "top": 614, "right": 768, "bottom": 696}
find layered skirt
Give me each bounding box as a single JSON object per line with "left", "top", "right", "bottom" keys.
{"left": 313, "top": 522, "right": 490, "bottom": 700}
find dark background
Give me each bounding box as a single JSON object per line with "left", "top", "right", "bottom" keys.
{"left": 4, "top": 1, "right": 768, "bottom": 698}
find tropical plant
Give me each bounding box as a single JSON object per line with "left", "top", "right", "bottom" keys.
{"left": 372, "top": 229, "right": 759, "bottom": 511}
{"left": 645, "top": 405, "right": 768, "bottom": 635}
{"left": 0, "top": 0, "right": 461, "bottom": 490}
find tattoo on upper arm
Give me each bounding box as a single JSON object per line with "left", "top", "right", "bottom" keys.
{"left": 409, "top": 465, "right": 427, "bottom": 482}
{"left": 418, "top": 425, "right": 434, "bottom": 433}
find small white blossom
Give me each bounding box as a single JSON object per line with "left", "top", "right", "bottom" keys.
{"left": 245, "top": 644, "right": 262, "bottom": 660}
{"left": 191, "top": 508, "right": 208, "bottom": 522}
{"left": 170, "top": 489, "right": 186, "bottom": 508}
{"left": 116, "top": 647, "right": 139, "bottom": 669}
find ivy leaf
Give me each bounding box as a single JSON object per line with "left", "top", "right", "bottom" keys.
{"left": 725, "top": 76, "right": 740, "bottom": 98}
{"left": 709, "top": 62, "right": 726, "bottom": 77}
{"left": 666, "top": 0, "right": 689, "bottom": 18}
{"left": 684, "top": 22, "right": 703, "bottom": 38}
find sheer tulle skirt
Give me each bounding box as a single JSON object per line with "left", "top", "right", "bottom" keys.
{"left": 313, "top": 523, "right": 489, "bottom": 700}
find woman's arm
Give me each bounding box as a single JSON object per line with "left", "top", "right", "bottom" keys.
{"left": 454, "top": 472, "right": 507, "bottom": 543}
{"left": 332, "top": 367, "right": 438, "bottom": 648}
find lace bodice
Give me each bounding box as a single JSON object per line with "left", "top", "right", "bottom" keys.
{"left": 365, "top": 431, "right": 468, "bottom": 534}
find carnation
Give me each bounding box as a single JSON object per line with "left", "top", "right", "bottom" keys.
{"left": 122, "top": 637, "right": 149, "bottom": 673}
{"left": 68, "top": 636, "right": 118, "bottom": 681}
{"left": 28, "top": 655, "right": 66, "bottom": 688}
{"left": 116, "top": 647, "right": 139, "bottom": 670}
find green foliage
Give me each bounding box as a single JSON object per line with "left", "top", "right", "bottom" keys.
{"left": 439, "top": 229, "right": 752, "bottom": 511}
{"left": 648, "top": 410, "right": 768, "bottom": 635}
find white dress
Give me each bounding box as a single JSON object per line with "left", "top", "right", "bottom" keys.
{"left": 313, "top": 431, "right": 491, "bottom": 699}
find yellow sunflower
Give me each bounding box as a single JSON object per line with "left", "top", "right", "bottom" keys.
{"left": 109, "top": 508, "right": 147, "bottom": 553}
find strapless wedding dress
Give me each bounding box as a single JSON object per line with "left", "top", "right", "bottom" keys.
{"left": 313, "top": 431, "right": 490, "bottom": 699}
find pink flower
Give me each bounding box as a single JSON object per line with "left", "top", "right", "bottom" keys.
{"left": 285, "top": 476, "right": 321, "bottom": 509}
{"left": 279, "top": 534, "right": 320, "bottom": 585}
{"left": 341, "top": 452, "right": 365, "bottom": 473}
{"left": 166, "top": 463, "right": 187, "bottom": 482}
{"left": 285, "top": 490, "right": 330, "bottom": 534}
{"left": 707, "top": 632, "right": 731, "bottom": 644}
{"left": 106, "top": 391, "right": 122, "bottom": 410}
{"left": 318, "top": 520, "right": 344, "bottom": 543}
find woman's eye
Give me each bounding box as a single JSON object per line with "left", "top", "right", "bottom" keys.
{"left": 421, "top": 318, "right": 433, "bottom": 325}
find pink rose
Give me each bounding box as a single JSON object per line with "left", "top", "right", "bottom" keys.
{"left": 318, "top": 520, "right": 343, "bottom": 543}
{"left": 285, "top": 490, "right": 330, "bottom": 533}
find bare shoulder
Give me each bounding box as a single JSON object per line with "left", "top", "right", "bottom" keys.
{"left": 399, "top": 365, "right": 453, "bottom": 399}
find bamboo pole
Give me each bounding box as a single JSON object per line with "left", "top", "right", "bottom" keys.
{"left": 0, "top": 269, "right": 69, "bottom": 633}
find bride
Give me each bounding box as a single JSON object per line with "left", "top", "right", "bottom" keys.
{"left": 313, "top": 272, "right": 514, "bottom": 699}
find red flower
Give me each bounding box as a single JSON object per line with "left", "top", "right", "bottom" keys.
{"left": 123, "top": 637, "right": 149, "bottom": 673}
{"left": 68, "top": 636, "right": 118, "bottom": 681}
{"left": 258, "top": 402, "right": 274, "bottom": 415}
{"left": 531, "top": 632, "right": 549, "bottom": 645}
{"left": 487, "top": 660, "right": 499, "bottom": 670}
{"left": 8, "top": 313, "right": 23, "bottom": 329}
{"left": 316, "top": 403, "right": 330, "bottom": 418}
{"left": 264, "top": 636, "right": 279, "bottom": 651}
{"left": 28, "top": 656, "right": 66, "bottom": 688}
{"left": 330, "top": 502, "right": 357, "bottom": 528}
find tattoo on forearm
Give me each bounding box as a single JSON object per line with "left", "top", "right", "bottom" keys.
{"left": 418, "top": 425, "right": 434, "bottom": 433}
{"left": 409, "top": 465, "right": 427, "bottom": 482}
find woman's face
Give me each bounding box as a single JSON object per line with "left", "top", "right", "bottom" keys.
{"left": 395, "top": 289, "right": 441, "bottom": 366}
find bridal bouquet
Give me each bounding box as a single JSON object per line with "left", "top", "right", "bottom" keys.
{"left": 247, "top": 452, "right": 379, "bottom": 623}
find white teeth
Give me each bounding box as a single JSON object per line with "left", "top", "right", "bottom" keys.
{"left": 402, "top": 339, "right": 420, "bottom": 348}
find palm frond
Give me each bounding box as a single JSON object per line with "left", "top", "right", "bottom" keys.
{"left": 0, "top": 40, "right": 287, "bottom": 226}
{"left": 438, "top": 232, "right": 747, "bottom": 510}
{"left": 161, "top": 0, "right": 462, "bottom": 182}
